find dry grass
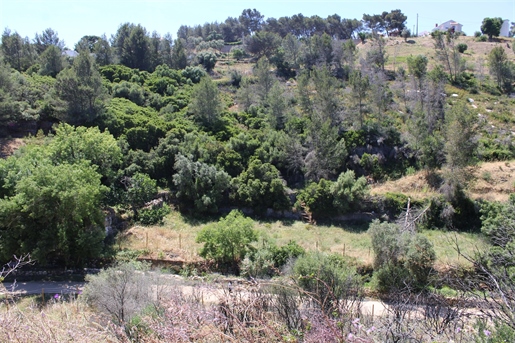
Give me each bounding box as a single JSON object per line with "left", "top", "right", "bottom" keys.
{"left": 360, "top": 35, "right": 515, "bottom": 73}
{"left": 469, "top": 161, "right": 515, "bottom": 201}
{"left": 371, "top": 160, "right": 515, "bottom": 202}
{"left": 0, "top": 298, "right": 120, "bottom": 342}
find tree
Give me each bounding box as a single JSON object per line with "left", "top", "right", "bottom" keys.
{"left": 253, "top": 57, "right": 276, "bottom": 104}
{"left": 47, "top": 123, "right": 122, "bottom": 181}
{"left": 123, "top": 172, "right": 157, "bottom": 218}
{"left": 362, "top": 13, "right": 386, "bottom": 35}
{"left": 384, "top": 9, "right": 407, "bottom": 36}
{"left": 481, "top": 17, "right": 503, "bottom": 41}
{"left": 189, "top": 76, "right": 223, "bottom": 127}
{"left": 0, "top": 149, "right": 107, "bottom": 266}
{"left": 93, "top": 34, "right": 113, "bottom": 66}
{"left": 369, "top": 220, "right": 436, "bottom": 292}
{"left": 282, "top": 33, "right": 303, "bottom": 70}
{"left": 244, "top": 31, "right": 281, "bottom": 58}
{"left": 112, "top": 23, "right": 152, "bottom": 71}
{"left": 196, "top": 210, "right": 258, "bottom": 272}
{"left": 443, "top": 101, "right": 479, "bottom": 183}
{"left": 431, "top": 30, "right": 465, "bottom": 83}
{"left": 331, "top": 171, "right": 368, "bottom": 214}
{"left": 172, "top": 154, "right": 231, "bottom": 214}
{"left": 232, "top": 159, "right": 290, "bottom": 212}
{"left": 33, "top": 28, "right": 64, "bottom": 54}
{"left": 407, "top": 54, "right": 428, "bottom": 103}
{"left": 365, "top": 36, "right": 388, "bottom": 71}
{"left": 348, "top": 69, "right": 369, "bottom": 127}
{"left": 171, "top": 38, "right": 188, "bottom": 69}
{"left": 38, "top": 45, "right": 64, "bottom": 77}
{"left": 1, "top": 28, "right": 35, "bottom": 71}
{"left": 54, "top": 50, "right": 106, "bottom": 124}
{"left": 488, "top": 46, "right": 514, "bottom": 92}
{"left": 195, "top": 50, "right": 217, "bottom": 71}
{"left": 305, "top": 115, "right": 347, "bottom": 181}
{"left": 75, "top": 35, "right": 101, "bottom": 52}
{"left": 239, "top": 8, "right": 264, "bottom": 35}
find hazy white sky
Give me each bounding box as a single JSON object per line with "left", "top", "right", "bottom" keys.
{"left": 1, "top": 0, "right": 513, "bottom": 49}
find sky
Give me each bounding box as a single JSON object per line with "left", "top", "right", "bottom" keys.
{"left": 0, "top": 0, "right": 513, "bottom": 49}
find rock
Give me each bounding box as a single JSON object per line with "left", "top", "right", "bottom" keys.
{"left": 467, "top": 98, "right": 474, "bottom": 102}
{"left": 451, "top": 94, "right": 459, "bottom": 97}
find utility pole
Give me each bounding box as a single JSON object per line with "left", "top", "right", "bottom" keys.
{"left": 416, "top": 13, "right": 419, "bottom": 37}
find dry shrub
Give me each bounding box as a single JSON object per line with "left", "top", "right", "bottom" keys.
{"left": 0, "top": 300, "right": 123, "bottom": 343}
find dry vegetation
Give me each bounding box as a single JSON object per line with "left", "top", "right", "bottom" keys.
{"left": 371, "top": 160, "right": 515, "bottom": 202}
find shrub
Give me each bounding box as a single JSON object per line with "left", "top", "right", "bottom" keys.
{"left": 182, "top": 66, "right": 206, "bottom": 83}
{"left": 241, "top": 240, "right": 305, "bottom": 278}
{"left": 137, "top": 204, "right": 171, "bottom": 225}
{"left": 331, "top": 170, "right": 368, "bottom": 214}
{"left": 83, "top": 262, "right": 155, "bottom": 325}
{"left": 196, "top": 51, "right": 217, "bottom": 72}
{"left": 196, "top": 210, "right": 257, "bottom": 273}
{"left": 293, "top": 252, "right": 363, "bottom": 316}
{"left": 474, "top": 31, "right": 482, "bottom": 38}
{"left": 477, "top": 35, "right": 488, "bottom": 42}
{"left": 232, "top": 48, "right": 245, "bottom": 60}
{"left": 369, "top": 220, "right": 436, "bottom": 292}
{"left": 457, "top": 43, "right": 468, "bottom": 53}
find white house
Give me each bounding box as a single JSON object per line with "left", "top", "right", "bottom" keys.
{"left": 432, "top": 20, "right": 463, "bottom": 34}
{"left": 500, "top": 19, "right": 511, "bottom": 37}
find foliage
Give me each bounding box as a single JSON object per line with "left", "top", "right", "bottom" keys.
{"left": 54, "top": 50, "right": 106, "bottom": 124}
{"left": 232, "top": 158, "right": 290, "bottom": 212}
{"left": 457, "top": 43, "right": 468, "bottom": 53}
{"left": 137, "top": 204, "right": 171, "bottom": 225}
{"left": 331, "top": 170, "right": 368, "bottom": 214}
{"left": 369, "top": 220, "right": 436, "bottom": 292}
{"left": 48, "top": 123, "right": 122, "bottom": 181}
{"left": 189, "top": 76, "right": 223, "bottom": 127}
{"left": 196, "top": 210, "right": 258, "bottom": 272}
{"left": 481, "top": 17, "right": 503, "bottom": 41}
{"left": 172, "top": 154, "right": 231, "bottom": 214}
{"left": 99, "top": 98, "right": 169, "bottom": 151}
{"left": 195, "top": 51, "right": 217, "bottom": 72}
{"left": 444, "top": 101, "right": 480, "bottom": 173}
{"left": 123, "top": 172, "right": 158, "bottom": 216}
{"left": 293, "top": 252, "right": 363, "bottom": 315}
{"left": 182, "top": 66, "right": 206, "bottom": 83}
{"left": 241, "top": 240, "right": 305, "bottom": 278}
{"left": 0, "top": 148, "right": 107, "bottom": 266}
{"left": 244, "top": 31, "right": 281, "bottom": 58}
{"left": 488, "top": 46, "right": 514, "bottom": 92}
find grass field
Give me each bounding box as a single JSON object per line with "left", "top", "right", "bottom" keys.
{"left": 118, "top": 209, "right": 484, "bottom": 270}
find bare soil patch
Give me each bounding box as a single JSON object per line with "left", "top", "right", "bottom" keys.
{"left": 0, "top": 138, "right": 25, "bottom": 158}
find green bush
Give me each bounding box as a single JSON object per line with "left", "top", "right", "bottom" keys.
{"left": 241, "top": 240, "right": 305, "bottom": 278}
{"left": 196, "top": 210, "right": 257, "bottom": 273}
{"left": 369, "top": 220, "right": 436, "bottom": 292}
{"left": 196, "top": 51, "right": 217, "bottom": 72}
{"left": 137, "top": 204, "right": 171, "bottom": 225}
{"left": 476, "top": 35, "right": 488, "bottom": 42}
{"left": 457, "top": 43, "right": 468, "bottom": 53}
